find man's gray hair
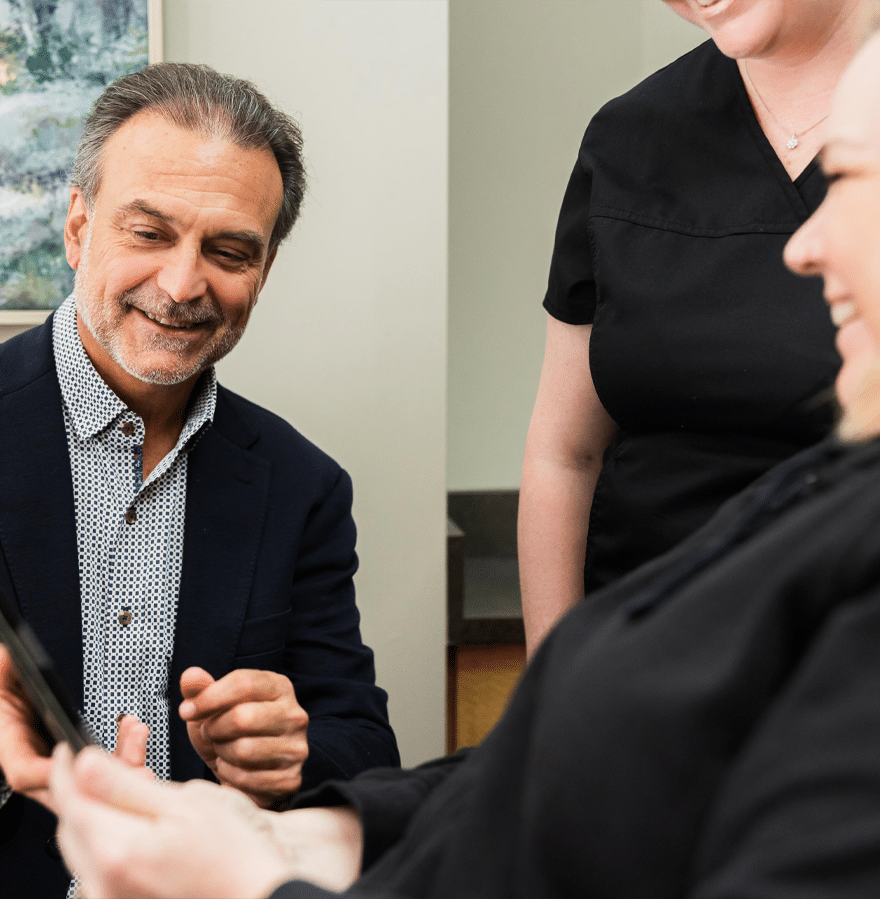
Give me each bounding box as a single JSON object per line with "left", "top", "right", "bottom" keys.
{"left": 72, "top": 62, "right": 306, "bottom": 251}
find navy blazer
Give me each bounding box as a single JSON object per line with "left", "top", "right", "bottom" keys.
{"left": 0, "top": 318, "right": 398, "bottom": 897}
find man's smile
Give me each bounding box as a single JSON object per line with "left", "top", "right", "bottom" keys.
{"left": 133, "top": 306, "right": 212, "bottom": 332}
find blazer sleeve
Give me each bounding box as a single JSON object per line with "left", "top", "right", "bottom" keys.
{"left": 282, "top": 467, "right": 400, "bottom": 791}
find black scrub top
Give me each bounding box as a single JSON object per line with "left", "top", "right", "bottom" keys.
{"left": 543, "top": 40, "right": 840, "bottom": 593}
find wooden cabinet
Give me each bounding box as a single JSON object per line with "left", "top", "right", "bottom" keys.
{"left": 447, "top": 492, "right": 525, "bottom": 752}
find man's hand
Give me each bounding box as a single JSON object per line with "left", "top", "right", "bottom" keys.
{"left": 113, "top": 715, "right": 151, "bottom": 769}
{"left": 179, "top": 667, "right": 309, "bottom": 808}
{"left": 0, "top": 644, "right": 53, "bottom": 809}
{"left": 50, "top": 744, "right": 295, "bottom": 899}
{"left": 0, "top": 647, "right": 151, "bottom": 812}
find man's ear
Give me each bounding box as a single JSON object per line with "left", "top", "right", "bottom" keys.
{"left": 258, "top": 247, "right": 279, "bottom": 293}
{"left": 64, "top": 187, "right": 89, "bottom": 271}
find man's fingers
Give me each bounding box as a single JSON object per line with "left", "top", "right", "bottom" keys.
{"left": 0, "top": 675, "right": 53, "bottom": 798}
{"left": 179, "top": 669, "right": 288, "bottom": 722}
{"left": 0, "top": 644, "right": 22, "bottom": 684}
{"left": 114, "top": 715, "right": 150, "bottom": 769}
{"left": 210, "top": 734, "right": 307, "bottom": 771}
{"left": 6, "top": 755, "right": 53, "bottom": 801}
{"left": 0, "top": 721, "right": 51, "bottom": 775}
{"left": 196, "top": 700, "right": 302, "bottom": 742}
{"left": 214, "top": 757, "right": 303, "bottom": 806}
{"left": 180, "top": 666, "right": 215, "bottom": 701}
{"left": 0, "top": 645, "right": 13, "bottom": 678}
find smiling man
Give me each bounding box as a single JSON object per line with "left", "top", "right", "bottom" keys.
{"left": 0, "top": 63, "right": 398, "bottom": 898}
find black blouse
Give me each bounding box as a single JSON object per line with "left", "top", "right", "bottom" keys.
{"left": 543, "top": 40, "right": 840, "bottom": 591}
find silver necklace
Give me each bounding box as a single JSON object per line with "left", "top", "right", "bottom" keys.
{"left": 742, "top": 61, "right": 830, "bottom": 151}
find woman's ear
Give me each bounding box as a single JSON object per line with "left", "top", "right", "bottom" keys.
{"left": 64, "top": 187, "right": 89, "bottom": 270}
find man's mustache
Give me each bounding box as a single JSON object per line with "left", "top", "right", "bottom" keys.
{"left": 118, "top": 288, "right": 224, "bottom": 327}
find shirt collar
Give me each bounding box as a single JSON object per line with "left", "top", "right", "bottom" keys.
{"left": 52, "top": 294, "right": 217, "bottom": 443}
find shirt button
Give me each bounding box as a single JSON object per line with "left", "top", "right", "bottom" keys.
{"left": 118, "top": 610, "right": 133, "bottom": 626}
{"left": 124, "top": 507, "right": 137, "bottom": 524}
{"left": 120, "top": 422, "right": 135, "bottom": 436}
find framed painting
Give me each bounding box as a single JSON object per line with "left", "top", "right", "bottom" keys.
{"left": 0, "top": 0, "right": 162, "bottom": 325}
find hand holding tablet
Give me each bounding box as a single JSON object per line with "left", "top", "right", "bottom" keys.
{"left": 0, "top": 584, "right": 92, "bottom": 756}
{"left": 0, "top": 584, "right": 94, "bottom": 812}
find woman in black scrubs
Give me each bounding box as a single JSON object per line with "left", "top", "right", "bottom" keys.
{"left": 518, "top": 0, "right": 865, "bottom": 653}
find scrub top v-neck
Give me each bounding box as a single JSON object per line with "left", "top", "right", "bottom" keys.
{"left": 543, "top": 39, "right": 839, "bottom": 593}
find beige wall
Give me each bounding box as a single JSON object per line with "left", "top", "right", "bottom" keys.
{"left": 163, "top": 0, "right": 449, "bottom": 766}
{"left": 447, "top": 0, "right": 704, "bottom": 490}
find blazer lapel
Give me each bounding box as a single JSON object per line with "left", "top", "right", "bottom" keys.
{"left": 169, "top": 391, "right": 271, "bottom": 780}
{"left": 0, "top": 322, "right": 83, "bottom": 706}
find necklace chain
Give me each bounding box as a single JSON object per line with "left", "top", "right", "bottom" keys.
{"left": 742, "top": 61, "right": 830, "bottom": 151}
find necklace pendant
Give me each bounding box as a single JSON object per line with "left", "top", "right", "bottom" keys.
{"left": 787, "top": 134, "right": 799, "bottom": 150}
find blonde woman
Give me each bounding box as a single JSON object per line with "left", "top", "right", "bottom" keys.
{"left": 520, "top": 0, "right": 867, "bottom": 653}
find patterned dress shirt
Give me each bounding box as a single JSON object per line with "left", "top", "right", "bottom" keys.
{"left": 52, "top": 294, "right": 216, "bottom": 777}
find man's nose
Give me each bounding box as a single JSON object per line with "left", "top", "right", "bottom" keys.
{"left": 155, "top": 246, "right": 208, "bottom": 303}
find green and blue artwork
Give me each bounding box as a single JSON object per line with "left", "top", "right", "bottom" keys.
{"left": 0, "top": 0, "right": 149, "bottom": 311}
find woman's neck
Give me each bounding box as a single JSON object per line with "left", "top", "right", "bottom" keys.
{"left": 741, "top": 4, "right": 861, "bottom": 97}
{"left": 737, "top": 5, "right": 863, "bottom": 177}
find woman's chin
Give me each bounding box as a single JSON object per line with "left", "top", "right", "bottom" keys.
{"left": 836, "top": 354, "right": 880, "bottom": 441}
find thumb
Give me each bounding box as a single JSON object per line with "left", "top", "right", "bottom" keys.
{"left": 114, "top": 715, "right": 150, "bottom": 769}
{"left": 180, "top": 666, "right": 215, "bottom": 700}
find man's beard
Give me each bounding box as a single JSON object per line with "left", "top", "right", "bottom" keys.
{"left": 73, "top": 238, "right": 248, "bottom": 386}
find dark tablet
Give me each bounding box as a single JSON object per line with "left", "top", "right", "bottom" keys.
{"left": 0, "top": 583, "right": 93, "bottom": 753}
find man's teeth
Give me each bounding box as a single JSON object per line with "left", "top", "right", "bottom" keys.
{"left": 830, "top": 302, "right": 857, "bottom": 328}
{"left": 142, "top": 309, "right": 199, "bottom": 329}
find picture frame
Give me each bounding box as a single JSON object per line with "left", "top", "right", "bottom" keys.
{"left": 0, "top": 0, "right": 163, "bottom": 325}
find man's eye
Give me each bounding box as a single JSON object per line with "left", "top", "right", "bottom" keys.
{"left": 133, "top": 230, "right": 161, "bottom": 241}
{"left": 214, "top": 248, "right": 248, "bottom": 264}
